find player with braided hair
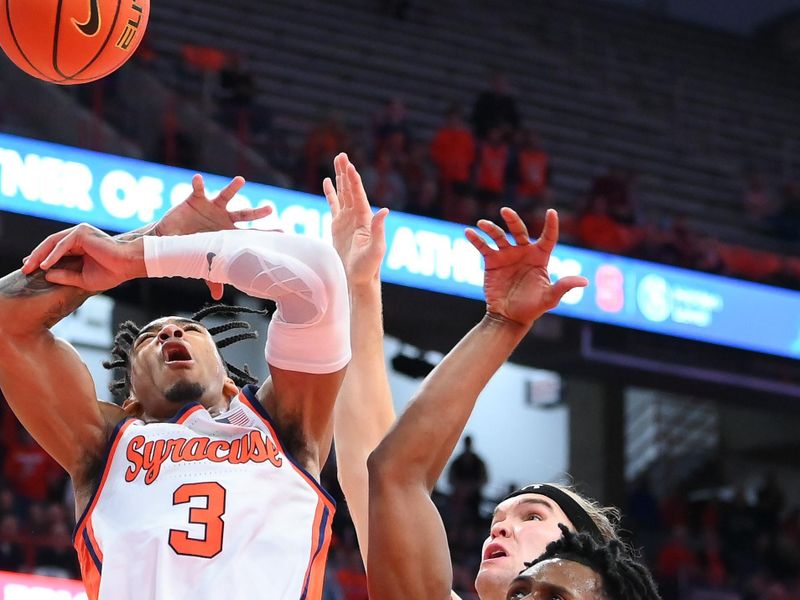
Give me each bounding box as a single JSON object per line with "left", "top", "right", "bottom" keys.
{"left": 103, "top": 303, "right": 267, "bottom": 400}
{"left": 506, "top": 524, "right": 661, "bottom": 600}
{"left": 0, "top": 173, "right": 352, "bottom": 600}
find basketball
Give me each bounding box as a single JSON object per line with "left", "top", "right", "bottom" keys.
{"left": 0, "top": 0, "right": 150, "bottom": 85}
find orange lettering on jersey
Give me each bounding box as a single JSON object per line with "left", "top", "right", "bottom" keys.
{"left": 124, "top": 431, "right": 283, "bottom": 484}
{"left": 181, "top": 437, "right": 211, "bottom": 462}
{"left": 142, "top": 439, "right": 170, "bottom": 485}
{"left": 206, "top": 440, "right": 228, "bottom": 462}
{"left": 125, "top": 435, "right": 146, "bottom": 482}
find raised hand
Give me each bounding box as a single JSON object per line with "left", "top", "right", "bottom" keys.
{"left": 155, "top": 174, "right": 273, "bottom": 236}
{"left": 20, "top": 223, "right": 145, "bottom": 292}
{"left": 323, "top": 153, "right": 389, "bottom": 287}
{"left": 466, "top": 208, "right": 588, "bottom": 326}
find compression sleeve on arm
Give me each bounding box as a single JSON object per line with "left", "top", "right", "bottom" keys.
{"left": 143, "top": 230, "right": 350, "bottom": 374}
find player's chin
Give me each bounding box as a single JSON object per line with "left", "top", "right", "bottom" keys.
{"left": 163, "top": 380, "right": 206, "bottom": 405}
{"left": 474, "top": 565, "right": 515, "bottom": 598}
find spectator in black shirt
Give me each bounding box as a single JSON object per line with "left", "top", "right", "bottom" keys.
{"left": 471, "top": 71, "right": 520, "bottom": 139}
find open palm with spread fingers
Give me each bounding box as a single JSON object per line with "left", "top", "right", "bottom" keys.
{"left": 465, "top": 208, "right": 588, "bottom": 326}
{"left": 21, "top": 174, "right": 270, "bottom": 299}
{"left": 156, "top": 174, "right": 272, "bottom": 236}
{"left": 323, "top": 152, "right": 389, "bottom": 286}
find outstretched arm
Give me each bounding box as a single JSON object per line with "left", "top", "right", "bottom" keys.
{"left": 325, "top": 153, "right": 394, "bottom": 564}
{"left": 366, "top": 209, "right": 588, "bottom": 600}
{"left": 2, "top": 176, "right": 271, "bottom": 480}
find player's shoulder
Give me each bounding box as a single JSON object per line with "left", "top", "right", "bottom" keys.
{"left": 71, "top": 401, "right": 129, "bottom": 502}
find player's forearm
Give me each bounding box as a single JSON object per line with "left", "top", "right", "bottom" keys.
{"left": 336, "top": 282, "right": 395, "bottom": 449}
{"left": 334, "top": 281, "right": 396, "bottom": 561}
{"left": 369, "top": 313, "right": 530, "bottom": 491}
{"left": 145, "top": 230, "right": 351, "bottom": 373}
{"left": 0, "top": 260, "right": 93, "bottom": 338}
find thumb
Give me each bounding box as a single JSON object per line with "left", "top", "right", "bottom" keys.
{"left": 44, "top": 268, "right": 87, "bottom": 289}
{"left": 370, "top": 208, "right": 389, "bottom": 242}
{"left": 550, "top": 276, "right": 589, "bottom": 304}
{"left": 205, "top": 280, "right": 224, "bottom": 301}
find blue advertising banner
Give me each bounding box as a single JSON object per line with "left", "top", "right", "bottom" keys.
{"left": 2, "top": 132, "right": 799, "bottom": 359}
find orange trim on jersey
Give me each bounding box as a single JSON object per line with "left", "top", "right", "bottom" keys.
{"left": 75, "top": 532, "right": 102, "bottom": 600}
{"left": 238, "top": 391, "right": 335, "bottom": 512}
{"left": 73, "top": 419, "right": 133, "bottom": 600}
{"left": 175, "top": 404, "right": 204, "bottom": 424}
{"left": 74, "top": 419, "right": 135, "bottom": 538}
{"left": 302, "top": 499, "right": 333, "bottom": 600}
{"left": 84, "top": 518, "right": 104, "bottom": 563}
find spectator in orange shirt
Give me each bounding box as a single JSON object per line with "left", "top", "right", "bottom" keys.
{"left": 430, "top": 104, "right": 476, "bottom": 196}
{"left": 512, "top": 128, "right": 552, "bottom": 208}
{"left": 576, "top": 195, "right": 638, "bottom": 254}
{"left": 657, "top": 526, "right": 697, "bottom": 600}
{"left": 474, "top": 126, "right": 511, "bottom": 214}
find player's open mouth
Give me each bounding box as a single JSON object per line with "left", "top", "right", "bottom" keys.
{"left": 162, "top": 341, "right": 194, "bottom": 366}
{"left": 483, "top": 543, "right": 509, "bottom": 561}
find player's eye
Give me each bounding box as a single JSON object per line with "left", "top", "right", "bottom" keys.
{"left": 506, "top": 584, "right": 528, "bottom": 600}
{"left": 134, "top": 333, "right": 155, "bottom": 347}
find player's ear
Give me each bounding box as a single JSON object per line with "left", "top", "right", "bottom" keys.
{"left": 223, "top": 377, "right": 239, "bottom": 398}
{"left": 122, "top": 397, "right": 144, "bottom": 419}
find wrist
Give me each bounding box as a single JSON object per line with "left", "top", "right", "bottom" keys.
{"left": 124, "top": 238, "right": 148, "bottom": 280}
{"left": 482, "top": 312, "right": 533, "bottom": 336}
{"left": 348, "top": 275, "right": 381, "bottom": 294}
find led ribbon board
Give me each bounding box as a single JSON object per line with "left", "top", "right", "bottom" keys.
{"left": 0, "top": 570, "right": 86, "bottom": 599}
{"left": 1, "top": 132, "right": 799, "bottom": 359}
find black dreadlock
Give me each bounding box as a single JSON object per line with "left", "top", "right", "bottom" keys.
{"left": 524, "top": 524, "right": 661, "bottom": 600}
{"left": 103, "top": 304, "right": 268, "bottom": 401}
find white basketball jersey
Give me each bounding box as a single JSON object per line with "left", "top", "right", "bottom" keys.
{"left": 73, "top": 385, "right": 335, "bottom": 600}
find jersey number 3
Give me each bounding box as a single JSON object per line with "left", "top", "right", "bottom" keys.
{"left": 168, "top": 482, "right": 227, "bottom": 559}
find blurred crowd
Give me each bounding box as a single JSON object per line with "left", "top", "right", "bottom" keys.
{"left": 219, "top": 65, "right": 798, "bottom": 291}
{"left": 56, "top": 48, "right": 800, "bottom": 291}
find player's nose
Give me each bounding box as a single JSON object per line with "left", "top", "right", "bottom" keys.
{"left": 157, "top": 324, "right": 185, "bottom": 342}
{"left": 490, "top": 519, "right": 511, "bottom": 539}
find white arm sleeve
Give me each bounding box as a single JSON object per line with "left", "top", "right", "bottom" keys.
{"left": 143, "top": 230, "right": 350, "bottom": 374}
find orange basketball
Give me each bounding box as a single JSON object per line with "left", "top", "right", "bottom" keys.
{"left": 0, "top": 0, "right": 150, "bottom": 84}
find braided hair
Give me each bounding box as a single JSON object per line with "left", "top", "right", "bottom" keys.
{"left": 524, "top": 524, "right": 661, "bottom": 600}
{"left": 103, "top": 304, "right": 268, "bottom": 401}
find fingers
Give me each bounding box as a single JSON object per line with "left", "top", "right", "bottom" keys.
{"left": 536, "top": 209, "right": 559, "bottom": 255}
{"left": 228, "top": 204, "right": 273, "bottom": 224}
{"left": 191, "top": 174, "right": 206, "bottom": 198}
{"left": 465, "top": 228, "right": 494, "bottom": 256}
{"left": 216, "top": 175, "right": 246, "bottom": 206}
{"left": 323, "top": 177, "right": 340, "bottom": 217}
{"left": 205, "top": 280, "right": 225, "bottom": 301}
{"left": 551, "top": 275, "right": 589, "bottom": 304}
{"left": 477, "top": 219, "right": 511, "bottom": 249}
{"left": 334, "top": 152, "right": 351, "bottom": 209}
{"left": 40, "top": 230, "right": 81, "bottom": 270}
{"left": 347, "top": 162, "right": 372, "bottom": 214}
{"left": 500, "top": 207, "right": 531, "bottom": 245}
{"left": 43, "top": 268, "right": 85, "bottom": 288}
{"left": 21, "top": 228, "right": 75, "bottom": 274}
